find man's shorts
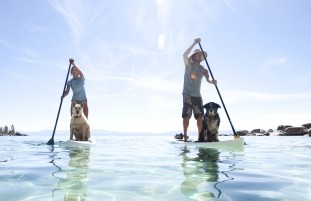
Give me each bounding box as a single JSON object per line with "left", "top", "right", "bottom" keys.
{"left": 182, "top": 96, "right": 203, "bottom": 119}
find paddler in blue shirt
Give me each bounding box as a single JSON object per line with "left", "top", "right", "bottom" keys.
{"left": 61, "top": 58, "right": 89, "bottom": 118}
{"left": 182, "top": 38, "right": 217, "bottom": 141}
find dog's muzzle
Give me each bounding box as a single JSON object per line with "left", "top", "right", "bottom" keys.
{"left": 208, "top": 109, "right": 216, "bottom": 116}
{"left": 74, "top": 109, "right": 82, "bottom": 117}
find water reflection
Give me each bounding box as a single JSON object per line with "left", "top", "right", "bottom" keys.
{"left": 180, "top": 146, "right": 234, "bottom": 200}
{"left": 51, "top": 147, "right": 90, "bottom": 201}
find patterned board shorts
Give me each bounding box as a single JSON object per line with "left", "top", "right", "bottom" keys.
{"left": 182, "top": 96, "right": 204, "bottom": 119}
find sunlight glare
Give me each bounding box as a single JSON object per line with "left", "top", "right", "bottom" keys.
{"left": 155, "top": 0, "right": 165, "bottom": 7}
{"left": 158, "top": 34, "right": 165, "bottom": 50}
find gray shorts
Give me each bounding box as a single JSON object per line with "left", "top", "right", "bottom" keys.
{"left": 182, "top": 96, "right": 203, "bottom": 119}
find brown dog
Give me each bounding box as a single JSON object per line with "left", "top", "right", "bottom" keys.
{"left": 198, "top": 102, "right": 221, "bottom": 142}
{"left": 70, "top": 104, "right": 90, "bottom": 141}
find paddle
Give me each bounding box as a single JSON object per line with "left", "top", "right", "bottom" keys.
{"left": 198, "top": 42, "right": 238, "bottom": 138}
{"left": 47, "top": 61, "right": 72, "bottom": 145}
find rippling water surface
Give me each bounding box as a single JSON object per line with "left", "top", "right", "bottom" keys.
{"left": 1, "top": 133, "right": 311, "bottom": 201}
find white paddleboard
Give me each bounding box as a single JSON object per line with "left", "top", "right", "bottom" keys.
{"left": 170, "top": 137, "right": 245, "bottom": 149}
{"left": 60, "top": 138, "right": 96, "bottom": 148}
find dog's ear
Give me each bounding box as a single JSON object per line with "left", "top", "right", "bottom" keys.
{"left": 210, "top": 102, "right": 221, "bottom": 109}
{"left": 203, "top": 103, "right": 210, "bottom": 109}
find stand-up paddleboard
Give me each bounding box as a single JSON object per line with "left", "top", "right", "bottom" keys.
{"left": 60, "top": 138, "right": 96, "bottom": 149}
{"left": 170, "top": 137, "right": 245, "bottom": 149}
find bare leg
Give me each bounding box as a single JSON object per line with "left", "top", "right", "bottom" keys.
{"left": 183, "top": 117, "right": 189, "bottom": 141}
{"left": 197, "top": 116, "right": 202, "bottom": 140}
{"left": 70, "top": 103, "right": 73, "bottom": 117}
{"left": 83, "top": 101, "right": 89, "bottom": 119}
{"left": 70, "top": 100, "right": 77, "bottom": 117}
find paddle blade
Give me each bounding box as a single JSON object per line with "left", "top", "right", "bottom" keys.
{"left": 47, "top": 138, "right": 54, "bottom": 145}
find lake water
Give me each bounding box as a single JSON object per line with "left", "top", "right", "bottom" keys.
{"left": 1, "top": 133, "right": 311, "bottom": 201}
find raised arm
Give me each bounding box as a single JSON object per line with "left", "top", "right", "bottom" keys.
{"left": 70, "top": 58, "right": 85, "bottom": 80}
{"left": 75, "top": 64, "right": 85, "bottom": 80}
{"left": 183, "top": 38, "right": 201, "bottom": 65}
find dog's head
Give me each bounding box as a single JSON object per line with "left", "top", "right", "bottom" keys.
{"left": 203, "top": 102, "right": 221, "bottom": 117}
{"left": 72, "top": 103, "right": 83, "bottom": 117}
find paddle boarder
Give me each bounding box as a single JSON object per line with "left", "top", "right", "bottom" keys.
{"left": 61, "top": 58, "right": 89, "bottom": 118}
{"left": 182, "top": 38, "right": 217, "bottom": 141}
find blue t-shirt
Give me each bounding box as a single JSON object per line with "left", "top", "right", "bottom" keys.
{"left": 67, "top": 77, "right": 87, "bottom": 101}
{"left": 182, "top": 64, "right": 205, "bottom": 97}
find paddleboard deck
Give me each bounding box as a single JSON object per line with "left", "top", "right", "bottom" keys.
{"left": 60, "top": 138, "right": 96, "bottom": 148}
{"left": 170, "top": 137, "right": 245, "bottom": 149}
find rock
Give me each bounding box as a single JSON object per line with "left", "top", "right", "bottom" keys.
{"left": 14, "top": 132, "right": 28, "bottom": 136}
{"left": 250, "top": 129, "right": 269, "bottom": 136}
{"left": 277, "top": 125, "right": 292, "bottom": 131}
{"left": 0, "top": 132, "right": 29, "bottom": 136}
{"left": 284, "top": 127, "right": 305, "bottom": 136}
{"left": 301, "top": 123, "right": 311, "bottom": 129}
{"left": 236, "top": 130, "right": 248, "bottom": 136}
{"left": 238, "top": 123, "right": 310, "bottom": 137}
{"left": 271, "top": 130, "right": 285, "bottom": 136}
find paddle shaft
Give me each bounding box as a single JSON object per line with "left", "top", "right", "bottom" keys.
{"left": 198, "top": 43, "right": 237, "bottom": 136}
{"left": 47, "top": 62, "right": 72, "bottom": 145}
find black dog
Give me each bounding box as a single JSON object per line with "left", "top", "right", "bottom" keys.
{"left": 198, "top": 102, "right": 221, "bottom": 142}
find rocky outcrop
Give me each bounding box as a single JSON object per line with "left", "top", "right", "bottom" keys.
{"left": 0, "top": 132, "right": 28, "bottom": 136}
{"left": 236, "top": 123, "right": 311, "bottom": 137}
{"left": 276, "top": 123, "right": 311, "bottom": 136}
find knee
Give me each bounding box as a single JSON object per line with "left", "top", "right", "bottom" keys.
{"left": 195, "top": 115, "right": 202, "bottom": 120}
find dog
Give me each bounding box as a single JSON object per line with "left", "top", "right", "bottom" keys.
{"left": 198, "top": 102, "right": 221, "bottom": 142}
{"left": 70, "top": 103, "right": 90, "bottom": 141}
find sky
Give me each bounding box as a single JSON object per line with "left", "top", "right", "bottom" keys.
{"left": 0, "top": 0, "right": 310, "bottom": 135}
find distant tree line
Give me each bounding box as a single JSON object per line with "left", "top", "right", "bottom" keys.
{"left": 0, "top": 124, "right": 17, "bottom": 135}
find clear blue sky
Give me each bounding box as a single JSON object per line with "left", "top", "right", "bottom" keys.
{"left": 1, "top": 0, "right": 310, "bottom": 133}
